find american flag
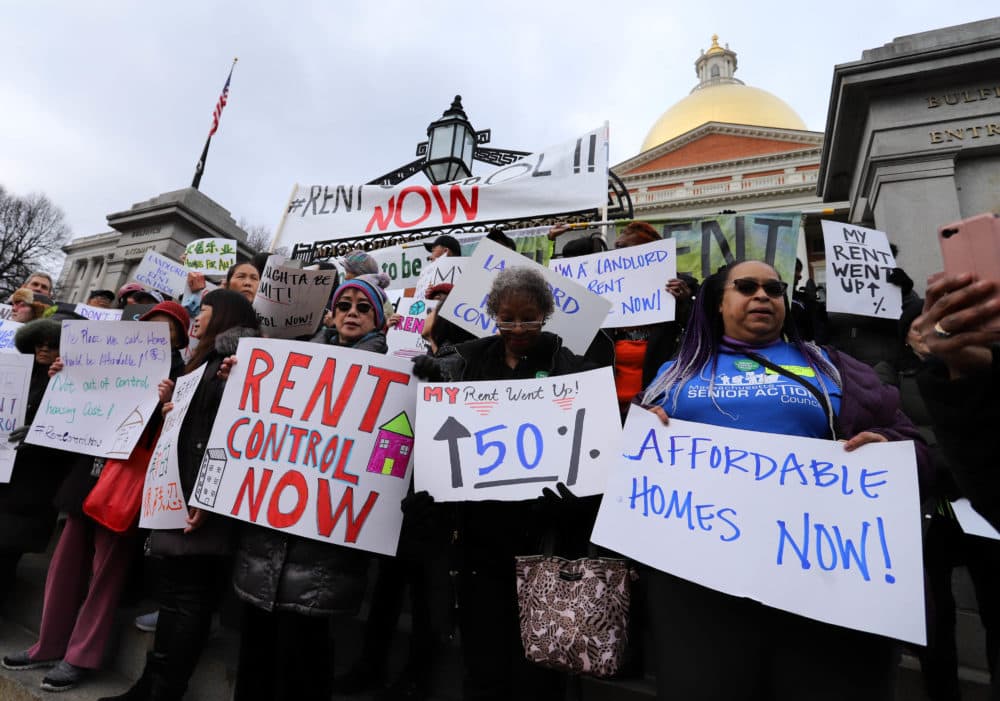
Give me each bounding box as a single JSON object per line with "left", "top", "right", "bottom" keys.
{"left": 208, "top": 61, "right": 236, "bottom": 137}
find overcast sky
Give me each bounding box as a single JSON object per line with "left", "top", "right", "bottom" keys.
{"left": 1, "top": 2, "right": 996, "bottom": 245}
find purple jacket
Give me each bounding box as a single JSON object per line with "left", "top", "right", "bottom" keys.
{"left": 828, "top": 347, "right": 932, "bottom": 495}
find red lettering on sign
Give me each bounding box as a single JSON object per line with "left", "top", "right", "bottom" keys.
{"left": 331, "top": 438, "right": 358, "bottom": 485}
{"left": 272, "top": 352, "right": 312, "bottom": 418}
{"left": 359, "top": 367, "right": 412, "bottom": 432}
{"left": 266, "top": 470, "right": 308, "bottom": 528}
{"left": 316, "top": 481, "right": 378, "bottom": 542}
{"left": 240, "top": 348, "right": 275, "bottom": 412}
{"left": 431, "top": 184, "right": 478, "bottom": 224}
{"left": 232, "top": 467, "right": 273, "bottom": 522}
{"left": 227, "top": 417, "right": 250, "bottom": 458}
{"left": 365, "top": 196, "right": 396, "bottom": 233}
{"left": 301, "top": 359, "right": 362, "bottom": 427}
{"left": 394, "top": 187, "right": 432, "bottom": 229}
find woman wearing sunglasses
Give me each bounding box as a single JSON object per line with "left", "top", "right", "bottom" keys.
{"left": 229, "top": 278, "right": 388, "bottom": 701}
{"left": 639, "top": 259, "right": 929, "bottom": 701}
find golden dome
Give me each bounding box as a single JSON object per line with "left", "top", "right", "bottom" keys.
{"left": 640, "top": 83, "right": 807, "bottom": 152}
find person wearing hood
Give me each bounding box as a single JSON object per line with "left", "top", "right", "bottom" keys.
{"left": 7, "top": 288, "right": 52, "bottom": 323}
{"left": 0, "top": 320, "right": 71, "bottom": 603}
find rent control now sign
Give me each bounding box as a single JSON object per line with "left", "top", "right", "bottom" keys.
{"left": 591, "top": 407, "right": 925, "bottom": 645}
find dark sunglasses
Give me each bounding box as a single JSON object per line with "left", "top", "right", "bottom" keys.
{"left": 730, "top": 278, "right": 788, "bottom": 298}
{"left": 334, "top": 300, "right": 373, "bottom": 314}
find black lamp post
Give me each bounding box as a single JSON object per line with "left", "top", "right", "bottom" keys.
{"left": 423, "top": 96, "right": 476, "bottom": 184}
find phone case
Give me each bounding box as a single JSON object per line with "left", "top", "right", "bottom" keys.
{"left": 938, "top": 213, "right": 1000, "bottom": 330}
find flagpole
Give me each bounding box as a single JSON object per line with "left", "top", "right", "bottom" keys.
{"left": 191, "top": 57, "right": 237, "bottom": 190}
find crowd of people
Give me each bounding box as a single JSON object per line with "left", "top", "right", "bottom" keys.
{"left": 0, "top": 220, "right": 997, "bottom": 701}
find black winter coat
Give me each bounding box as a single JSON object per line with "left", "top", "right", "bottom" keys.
{"left": 232, "top": 331, "right": 386, "bottom": 616}
{"left": 0, "top": 362, "right": 73, "bottom": 552}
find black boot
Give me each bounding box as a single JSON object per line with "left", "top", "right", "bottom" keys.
{"left": 96, "top": 657, "right": 152, "bottom": 701}
{"left": 146, "top": 607, "right": 215, "bottom": 701}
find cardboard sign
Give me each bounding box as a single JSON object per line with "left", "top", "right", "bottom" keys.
{"left": 275, "top": 126, "right": 609, "bottom": 250}
{"left": 822, "top": 221, "right": 902, "bottom": 319}
{"left": 952, "top": 499, "right": 1000, "bottom": 540}
{"left": 253, "top": 256, "right": 337, "bottom": 339}
{"left": 0, "top": 353, "right": 33, "bottom": 482}
{"left": 190, "top": 338, "right": 418, "bottom": 556}
{"left": 24, "top": 321, "right": 171, "bottom": 458}
{"left": 74, "top": 304, "right": 124, "bottom": 322}
{"left": 134, "top": 251, "right": 188, "bottom": 298}
{"left": 140, "top": 365, "right": 207, "bottom": 529}
{"left": 437, "top": 238, "right": 611, "bottom": 355}
{"left": 550, "top": 239, "right": 677, "bottom": 327}
{"left": 0, "top": 320, "right": 22, "bottom": 352}
{"left": 184, "top": 238, "right": 237, "bottom": 276}
{"left": 414, "top": 367, "right": 619, "bottom": 501}
{"left": 618, "top": 213, "right": 801, "bottom": 285}
{"left": 591, "top": 407, "right": 925, "bottom": 645}
{"left": 386, "top": 298, "right": 435, "bottom": 360}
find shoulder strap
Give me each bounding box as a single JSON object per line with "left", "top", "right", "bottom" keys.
{"left": 742, "top": 350, "right": 838, "bottom": 440}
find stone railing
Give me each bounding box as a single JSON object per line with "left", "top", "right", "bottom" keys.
{"left": 631, "top": 170, "right": 819, "bottom": 205}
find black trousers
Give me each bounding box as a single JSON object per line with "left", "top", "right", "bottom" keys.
{"left": 234, "top": 603, "right": 333, "bottom": 701}
{"left": 646, "top": 569, "right": 898, "bottom": 701}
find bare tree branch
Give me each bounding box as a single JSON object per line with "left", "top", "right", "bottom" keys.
{"left": 0, "top": 186, "right": 71, "bottom": 299}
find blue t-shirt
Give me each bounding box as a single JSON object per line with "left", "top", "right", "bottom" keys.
{"left": 652, "top": 342, "right": 842, "bottom": 439}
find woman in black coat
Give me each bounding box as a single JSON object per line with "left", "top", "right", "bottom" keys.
{"left": 0, "top": 319, "right": 70, "bottom": 600}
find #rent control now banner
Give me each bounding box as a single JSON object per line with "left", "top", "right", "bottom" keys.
{"left": 274, "top": 126, "right": 609, "bottom": 251}
{"left": 191, "top": 338, "right": 419, "bottom": 556}
{"left": 591, "top": 407, "right": 926, "bottom": 645}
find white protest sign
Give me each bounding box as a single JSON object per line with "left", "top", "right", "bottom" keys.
{"left": 386, "top": 298, "right": 434, "bottom": 360}
{"left": 413, "top": 257, "right": 464, "bottom": 298}
{"left": 414, "top": 367, "right": 619, "bottom": 501}
{"left": 952, "top": 499, "right": 1000, "bottom": 540}
{"left": 140, "top": 365, "right": 207, "bottom": 529}
{"left": 550, "top": 239, "right": 677, "bottom": 327}
{"left": 24, "top": 321, "right": 171, "bottom": 458}
{"left": 275, "top": 126, "right": 609, "bottom": 250}
{"left": 437, "top": 238, "right": 611, "bottom": 355}
{"left": 254, "top": 256, "right": 338, "bottom": 339}
{"left": 0, "top": 304, "right": 12, "bottom": 321}
{"left": 591, "top": 407, "right": 925, "bottom": 645}
{"left": 134, "top": 251, "right": 188, "bottom": 298}
{"left": 0, "top": 353, "right": 33, "bottom": 482}
{"left": 822, "top": 221, "right": 902, "bottom": 319}
{"left": 74, "top": 304, "right": 123, "bottom": 321}
{"left": 184, "top": 238, "right": 237, "bottom": 277}
{"left": 190, "top": 338, "right": 418, "bottom": 556}
{"left": 0, "top": 320, "right": 23, "bottom": 352}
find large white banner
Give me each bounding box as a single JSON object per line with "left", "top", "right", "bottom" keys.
{"left": 134, "top": 250, "right": 188, "bottom": 298}
{"left": 822, "top": 221, "right": 901, "bottom": 319}
{"left": 190, "top": 338, "right": 419, "bottom": 556}
{"left": 25, "top": 321, "right": 171, "bottom": 458}
{"left": 550, "top": 239, "right": 677, "bottom": 327}
{"left": 0, "top": 353, "right": 33, "bottom": 482}
{"left": 591, "top": 407, "right": 925, "bottom": 645}
{"left": 140, "top": 365, "right": 207, "bottom": 529}
{"left": 274, "top": 126, "right": 609, "bottom": 251}
{"left": 254, "top": 256, "right": 337, "bottom": 339}
{"left": 414, "top": 367, "right": 619, "bottom": 501}
{"left": 436, "top": 238, "right": 611, "bottom": 355}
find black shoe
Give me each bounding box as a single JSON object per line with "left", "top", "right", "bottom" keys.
{"left": 40, "top": 660, "right": 88, "bottom": 692}
{"left": 96, "top": 671, "right": 151, "bottom": 701}
{"left": 331, "top": 664, "right": 383, "bottom": 694}
{"left": 1, "top": 649, "right": 58, "bottom": 670}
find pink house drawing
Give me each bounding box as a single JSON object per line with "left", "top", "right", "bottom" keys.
{"left": 366, "top": 412, "right": 414, "bottom": 479}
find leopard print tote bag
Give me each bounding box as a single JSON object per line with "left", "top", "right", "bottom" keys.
{"left": 515, "top": 555, "right": 633, "bottom": 678}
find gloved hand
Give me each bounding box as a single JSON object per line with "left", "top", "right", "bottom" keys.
{"left": 541, "top": 481, "right": 579, "bottom": 506}
{"left": 411, "top": 355, "right": 443, "bottom": 381}
{"left": 887, "top": 267, "right": 914, "bottom": 295}
{"left": 401, "top": 490, "right": 436, "bottom": 529}
{"left": 7, "top": 425, "right": 29, "bottom": 446}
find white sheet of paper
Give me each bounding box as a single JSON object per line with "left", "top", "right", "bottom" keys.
{"left": 386, "top": 298, "right": 435, "bottom": 360}
{"left": 952, "top": 498, "right": 1000, "bottom": 540}
{"left": 0, "top": 353, "right": 33, "bottom": 482}
{"left": 134, "top": 250, "right": 188, "bottom": 298}
{"left": 822, "top": 221, "right": 902, "bottom": 319}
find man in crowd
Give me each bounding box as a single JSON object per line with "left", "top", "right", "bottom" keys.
{"left": 423, "top": 235, "right": 461, "bottom": 261}
{"left": 23, "top": 272, "right": 53, "bottom": 297}
{"left": 86, "top": 290, "right": 115, "bottom": 309}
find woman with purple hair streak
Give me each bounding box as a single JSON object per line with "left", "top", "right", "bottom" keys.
{"left": 638, "top": 260, "right": 930, "bottom": 701}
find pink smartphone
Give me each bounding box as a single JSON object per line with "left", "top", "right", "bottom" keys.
{"left": 939, "top": 212, "right": 1000, "bottom": 330}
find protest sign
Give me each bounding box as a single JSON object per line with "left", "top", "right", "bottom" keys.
{"left": 134, "top": 251, "right": 188, "bottom": 298}
{"left": 0, "top": 320, "right": 22, "bottom": 351}
{"left": 140, "top": 365, "right": 207, "bottom": 529}
{"left": 386, "top": 298, "right": 434, "bottom": 360}
{"left": 254, "top": 256, "right": 337, "bottom": 339}
{"left": 413, "top": 257, "right": 464, "bottom": 298}
{"left": 184, "top": 238, "right": 237, "bottom": 276}
{"left": 0, "top": 353, "right": 33, "bottom": 482}
{"left": 274, "top": 126, "right": 609, "bottom": 251}
{"left": 414, "top": 367, "right": 619, "bottom": 501}
{"left": 437, "top": 239, "right": 611, "bottom": 355}
{"left": 952, "top": 499, "right": 1000, "bottom": 540}
{"left": 550, "top": 239, "right": 677, "bottom": 327}
{"left": 822, "top": 221, "right": 901, "bottom": 319}
{"left": 618, "top": 213, "right": 801, "bottom": 285}
{"left": 190, "top": 338, "right": 418, "bottom": 556}
{"left": 0, "top": 304, "right": 12, "bottom": 321}
{"left": 24, "top": 321, "right": 171, "bottom": 458}
{"left": 74, "top": 304, "right": 124, "bottom": 322}
{"left": 591, "top": 407, "right": 925, "bottom": 644}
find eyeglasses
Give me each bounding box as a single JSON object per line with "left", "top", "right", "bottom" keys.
{"left": 730, "top": 278, "right": 788, "bottom": 298}
{"left": 496, "top": 320, "right": 544, "bottom": 331}
{"left": 334, "top": 300, "right": 373, "bottom": 314}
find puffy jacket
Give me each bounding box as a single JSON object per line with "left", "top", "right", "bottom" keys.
{"left": 231, "top": 330, "right": 386, "bottom": 616}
